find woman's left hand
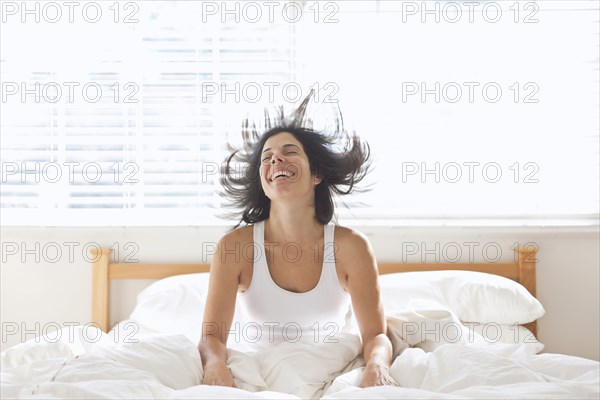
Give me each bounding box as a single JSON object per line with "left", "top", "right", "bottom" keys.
{"left": 359, "top": 362, "right": 399, "bottom": 387}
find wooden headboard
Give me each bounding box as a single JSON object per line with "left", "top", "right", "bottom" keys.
{"left": 90, "top": 246, "right": 538, "bottom": 336}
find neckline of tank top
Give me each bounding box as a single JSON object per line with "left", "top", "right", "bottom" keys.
{"left": 259, "top": 220, "right": 333, "bottom": 296}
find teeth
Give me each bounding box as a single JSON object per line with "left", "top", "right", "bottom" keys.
{"left": 271, "top": 171, "right": 293, "bottom": 181}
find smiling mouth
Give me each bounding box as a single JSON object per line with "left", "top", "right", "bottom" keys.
{"left": 270, "top": 172, "right": 295, "bottom": 182}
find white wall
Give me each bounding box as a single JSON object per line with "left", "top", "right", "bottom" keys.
{"left": 1, "top": 225, "right": 598, "bottom": 361}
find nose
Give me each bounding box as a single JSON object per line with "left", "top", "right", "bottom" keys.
{"left": 270, "top": 151, "right": 284, "bottom": 164}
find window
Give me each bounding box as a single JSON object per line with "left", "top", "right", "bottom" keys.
{"left": 297, "top": 0, "right": 599, "bottom": 224}
{"left": 1, "top": 1, "right": 297, "bottom": 225}
{"left": 1, "top": 1, "right": 598, "bottom": 226}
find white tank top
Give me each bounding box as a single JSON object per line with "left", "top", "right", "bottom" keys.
{"left": 236, "top": 220, "right": 351, "bottom": 349}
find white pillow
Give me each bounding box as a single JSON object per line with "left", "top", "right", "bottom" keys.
{"left": 379, "top": 270, "right": 545, "bottom": 325}
{"left": 450, "top": 271, "right": 544, "bottom": 324}
{"left": 379, "top": 272, "right": 449, "bottom": 315}
{"left": 129, "top": 273, "right": 211, "bottom": 344}
{"left": 128, "top": 270, "right": 544, "bottom": 346}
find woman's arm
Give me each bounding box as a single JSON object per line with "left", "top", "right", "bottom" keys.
{"left": 339, "top": 228, "right": 398, "bottom": 387}
{"left": 198, "top": 231, "right": 244, "bottom": 387}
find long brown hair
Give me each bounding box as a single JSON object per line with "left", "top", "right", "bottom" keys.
{"left": 218, "top": 91, "right": 372, "bottom": 230}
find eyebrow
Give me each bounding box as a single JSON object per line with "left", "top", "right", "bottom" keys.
{"left": 262, "top": 144, "right": 301, "bottom": 153}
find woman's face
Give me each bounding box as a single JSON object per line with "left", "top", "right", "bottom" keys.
{"left": 259, "top": 132, "right": 321, "bottom": 202}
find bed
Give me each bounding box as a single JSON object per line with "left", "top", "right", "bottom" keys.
{"left": 2, "top": 245, "right": 598, "bottom": 399}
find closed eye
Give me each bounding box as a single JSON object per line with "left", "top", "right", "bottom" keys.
{"left": 262, "top": 151, "right": 296, "bottom": 162}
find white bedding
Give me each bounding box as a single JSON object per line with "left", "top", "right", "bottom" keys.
{"left": 2, "top": 323, "right": 598, "bottom": 399}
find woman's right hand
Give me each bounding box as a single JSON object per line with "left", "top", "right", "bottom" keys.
{"left": 202, "top": 361, "right": 236, "bottom": 387}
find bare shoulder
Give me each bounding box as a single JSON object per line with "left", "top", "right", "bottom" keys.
{"left": 334, "top": 225, "right": 371, "bottom": 250}
{"left": 212, "top": 225, "right": 254, "bottom": 270}
{"left": 334, "top": 225, "right": 375, "bottom": 272}
{"left": 219, "top": 224, "right": 253, "bottom": 245}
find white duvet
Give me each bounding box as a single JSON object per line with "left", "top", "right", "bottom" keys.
{"left": 2, "top": 324, "right": 598, "bottom": 399}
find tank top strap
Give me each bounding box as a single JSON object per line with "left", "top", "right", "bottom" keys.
{"left": 252, "top": 220, "right": 268, "bottom": 279}
{"left": 253, "top": 219, "right": 264, "bottom": 247}
{"left": 322, "top": 222, "right": 336, "bottom": 271}
{"left": 324, "top": 221, "right": 332, "bottom": 245}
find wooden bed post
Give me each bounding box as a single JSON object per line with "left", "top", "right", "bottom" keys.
{"left": 517, "top": 246, "right": 538, "bottom": 337}
{"left": 91, "top": 248, "right": 112, "bottom": 333}
{"left": 517, "top": 246, "right": 537, "bottom": 297}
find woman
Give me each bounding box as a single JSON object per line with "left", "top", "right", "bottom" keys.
{"left": 198, "top": 92, "right": 397, "bottom": 389}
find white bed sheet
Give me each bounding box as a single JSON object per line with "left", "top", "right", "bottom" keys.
{"left": 2, "top": 323, "right": 598, "bottom": 399}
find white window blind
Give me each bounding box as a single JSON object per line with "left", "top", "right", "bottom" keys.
{"left": 1, "top": 1, "right": 297, "bottom": 225}
{"left": 295, "top": 0, "right": 599, "bottom": 225}
{"left": 1, "top": 0, "right": 598, "bottom": 226}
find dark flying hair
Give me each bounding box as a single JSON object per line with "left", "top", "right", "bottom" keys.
{"left": 218, "top": 90, "right": 372, "bottom": 230}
